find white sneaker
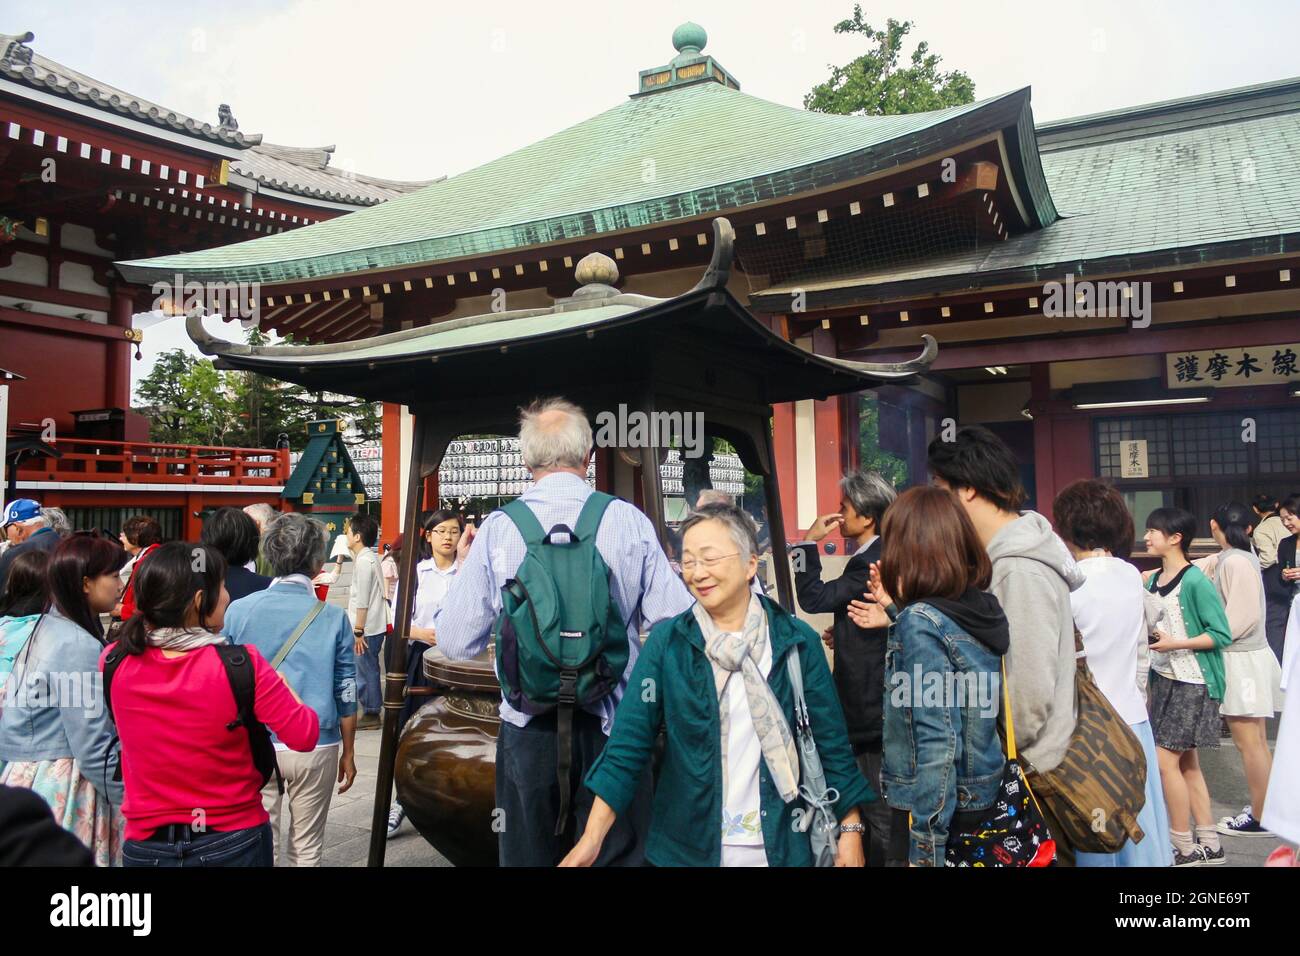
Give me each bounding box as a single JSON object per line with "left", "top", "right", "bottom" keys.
{"left": 386, "top": 803, "right": 405, "bottom": 839}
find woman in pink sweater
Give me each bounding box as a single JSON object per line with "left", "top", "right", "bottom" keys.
{"left": 102, "top": 542, "right": 319, "bottom": 867}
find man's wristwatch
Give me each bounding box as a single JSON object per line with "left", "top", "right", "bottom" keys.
{"left": 353, "top": 628, "right": 365, "bottom": 636}
{"left": 839, "top": 823, "right": 865, "bottom": 834}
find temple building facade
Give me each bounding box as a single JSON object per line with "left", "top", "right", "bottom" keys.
{"left": 94, "top": 23, "right": 1300, "bottom": 550}
{"left": 0, "top": 30, "right": 431, "bottom": 536}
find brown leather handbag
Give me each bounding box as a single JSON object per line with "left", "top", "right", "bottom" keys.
{"left": 1020, "top": 629, "right": 1148, "bottom": 854}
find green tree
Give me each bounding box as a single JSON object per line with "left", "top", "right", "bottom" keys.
{"left": 134, "top": 349, "right": 197, "bottom": 443}
{"left": 180, "top": 359, "right": 238, "bottom": 446}
{"left": 135, "top": 332, "right": 381, "bottom": 450}
{"left": 858, "top": 393, "right": 909, "bottom": 487}
{"left": 805, "top": 7, "right": 975, "bottom": 116}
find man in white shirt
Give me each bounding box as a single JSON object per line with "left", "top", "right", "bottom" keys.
{"left": 345, "top": 512, "right": 389, "bottom": 729}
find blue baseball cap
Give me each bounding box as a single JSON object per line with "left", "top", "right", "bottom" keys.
{"left": 2, "top": 499, "right": 42, "bottom": 527}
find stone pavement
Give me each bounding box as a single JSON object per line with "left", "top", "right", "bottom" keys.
{"left": 315, "top": 725, "right": 447, "bottom": 867}
{"left": 314, "top": 721, "right": 1281, "bottom": 868}
{"left": 317, "top": 556, "right": 1284, "bottom": 868}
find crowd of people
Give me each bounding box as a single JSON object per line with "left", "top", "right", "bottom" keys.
{"left": 0, "top": 406, "right": 1296, "bottom": 868}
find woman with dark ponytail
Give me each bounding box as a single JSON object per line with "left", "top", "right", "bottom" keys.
{"left": 0, "top": 536, "right": 127, "bottom": 865}
{"left": 104, "top": 541, "right": 319, "bottom": 867}
{"left": 1199, "top": 502, "right": 1285, "bottom": 838}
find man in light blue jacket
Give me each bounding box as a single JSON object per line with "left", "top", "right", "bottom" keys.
{"left": 224, "top": 512, "right": 357, "bottom": 867}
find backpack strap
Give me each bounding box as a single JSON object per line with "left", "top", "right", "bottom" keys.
{"left": 572, "top": 492, "right": 615, "bottom": 542}
{"left": 214, "top": 644, "right": 284, "bottom": 794}
{"left": 500, "top": 498, "right": 547, "bottom": 547}
{"left": 102, "top": 642, "right": 127, "bottom": 723}
{"left": 101, "top": 639, "right": 127, "bottom": 785}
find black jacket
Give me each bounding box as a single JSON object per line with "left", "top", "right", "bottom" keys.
{"left": 0, "top": 785, "right": 94, "bottom": 866}
{"left": 792, "top": 538, "right": 885, "bottom": 754}
{"left": 225, "top": 564, "right": 273, "bottom": 603}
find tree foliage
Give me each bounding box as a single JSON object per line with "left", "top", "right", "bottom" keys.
{"left": 805, "top": 7, "right": 975, "bottom": 116}
{"left": 133, "top": 329, "right": 379, "bottom": 450}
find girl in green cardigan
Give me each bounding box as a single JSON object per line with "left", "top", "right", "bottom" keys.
{"left": 1143, "top": 507, "right": 1232, "bottom": 867}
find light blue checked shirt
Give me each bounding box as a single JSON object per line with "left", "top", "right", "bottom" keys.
{"left": 433, "top": 471, "right": 694, "bottom": 733}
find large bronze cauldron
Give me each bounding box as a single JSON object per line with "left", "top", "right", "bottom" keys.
{"left": 394, "top": 646, "right": 499, "bottom": 867}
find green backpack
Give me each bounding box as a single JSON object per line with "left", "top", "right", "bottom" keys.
{"left": 493, "top": 491, "right": 630, "bottom": 834}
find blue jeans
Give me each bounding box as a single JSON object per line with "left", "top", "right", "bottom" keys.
{"left": 356, "top": 629, "right": 385, "bottom": 714}
{"left": 122, "top": 823, "right": 274, "bottom": 867}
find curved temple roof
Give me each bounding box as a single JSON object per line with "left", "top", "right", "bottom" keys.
{"left": 121, "top": 79, "right": 1056, "bottom": 286}
{"left": 187, "top": 219, "right": 937, "bottom": 408}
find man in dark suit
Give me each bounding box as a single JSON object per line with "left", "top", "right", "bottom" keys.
{"left": 792, "top": 470, "right": 898, "bottom": 866}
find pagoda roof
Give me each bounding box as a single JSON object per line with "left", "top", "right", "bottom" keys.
{"left": 1, "top": 31, "right": 256, "bottom": 150}
{"left": 1, "top": 30, "right": 435, "bottom": 208}
{"left": 184, "top": 218, "right": 937, "bottom": 409}
{"left": 231, "top": 142, "right": 439, "bottom": 208}
{"left": 117, "top": 77, "right": 1056, "bottom": 286}
{"left": 751, "top": 75, "right": 1300, "bottom": 310}
{"left": 282, "top": 419, "right": 367, "bottom": 505}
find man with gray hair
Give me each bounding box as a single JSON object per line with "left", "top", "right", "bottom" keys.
{"left": 792, "top": 469, "right": 898, "bottom": 866}
{"left": 434, "top": 396, "right": 693, "bottom": 866}
{"left": 243, "top": 501, "right": 278, "bottom": 576}
{"left": 0, "top": 499, "right": 60, "bottom": 594}
{"left": 41, "top": 507, "right": 72, "bottom": 538}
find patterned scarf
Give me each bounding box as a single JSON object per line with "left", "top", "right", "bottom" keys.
{"left": 693, "top": 593, "right": 800, "bottom": 804}
{"left": 145, "top": 626, "right": 227, "bottom": 651}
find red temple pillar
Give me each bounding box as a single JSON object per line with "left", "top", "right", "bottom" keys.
{"left": 381, "top": 402, "right": 403, "bottom": 547}
{"left": 772, "top": 402, "right": 798, "bottom": 544}
{"left": 105, "top": 284, "right": 134, "bottom": 410}
{"left": 811, "top": 329, "right": 849, "bottom": 546}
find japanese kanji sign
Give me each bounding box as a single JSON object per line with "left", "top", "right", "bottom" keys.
{"left": 1166, "top": 343, "right": 1300, "bottom": 389}
{"left": 1120, "top": 439, "right": 1149, "bottom": 479}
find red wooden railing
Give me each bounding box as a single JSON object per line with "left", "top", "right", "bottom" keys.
{"left": 15, "top": 437, "right": 291, "bottom": 485}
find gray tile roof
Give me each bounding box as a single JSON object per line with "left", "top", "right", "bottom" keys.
{"left": 232, "top": 142, "right": 438, "bottom": 207}
{"left": 0, "top": 31, "right": 257, "bottom": 148}
{"left": 1, "top": 31, "right": 436, "bottom": 207}
{"left": 751, "top": 77, "right": 1300, "bottom": 308}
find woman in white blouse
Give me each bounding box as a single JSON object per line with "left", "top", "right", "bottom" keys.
{"left": 1052, "top": 479, "right": 1170, "bottom": 866}
{"left": 387, "top": 509, "right": 464, "bottom": 838}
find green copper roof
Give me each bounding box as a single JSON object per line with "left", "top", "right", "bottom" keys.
{"left": 750, "top": 77, "right": 1300, "bottom": 309}
{"left": 116, "top": 82, "right": 1054, "bottom": 286}
{"left": 185, "top": 221, "right": 939, "bottom": 408}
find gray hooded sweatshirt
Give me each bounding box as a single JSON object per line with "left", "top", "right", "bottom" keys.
{"left": 986, "top": 510, "right": 1086, "bottom": 773}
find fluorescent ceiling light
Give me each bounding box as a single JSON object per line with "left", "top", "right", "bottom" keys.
{"left": 1073, "top": 396, "right": 1211, "bottom": 410}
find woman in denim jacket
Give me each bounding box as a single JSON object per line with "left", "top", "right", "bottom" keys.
{"left": 850, "top": 486, "right": 1009, "bottom": 866}
{"left": 0, "top": 536, "right": 127, "bottom": 866}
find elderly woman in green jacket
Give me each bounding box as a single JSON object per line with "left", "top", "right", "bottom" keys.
{"left": 561, "top": 502, "right": 874, "bottom": 867}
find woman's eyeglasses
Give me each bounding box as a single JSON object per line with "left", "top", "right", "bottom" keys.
{"left": 680, "top": 552, "right": 739, "bottom": 574}
{"left": 428, "top": 528, "right": 461, "bottom": 538}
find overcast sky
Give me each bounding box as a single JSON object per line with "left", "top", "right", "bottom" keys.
{"left": 12, "top": 0, "right": 1299, "bottom": 391}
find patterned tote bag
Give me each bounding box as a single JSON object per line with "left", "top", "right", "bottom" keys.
{"left": 945, "top": 661, "right": 1057, "bottom": 867}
